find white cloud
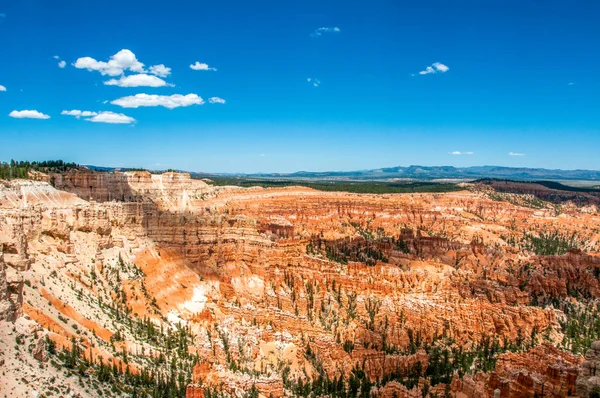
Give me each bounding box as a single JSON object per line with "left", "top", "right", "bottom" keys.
{"left": 149, "top": 64, "right": 171, "bottom": 77}
{"left": 418, "top": 62, "right": 449, "bottom": 75}
{"left": 508, "top": 152, "right": 525, "bottom": 156}
{"left": 311, "top": 27, "right": 341, "bottom": 37}
{"left": 9, "top": 110, "right": 50, "bottom": 119}
{"left": 0, "top": 85, "right": 6, "bottom": 91}
{"left": 61, "top": 110, "right": 135, "bottom": 124}
{"left": 433, "top": 62, "right": 449, "bottom": 72}
{"left": 307, "top": 78, "right": 321, "bottom": 87}
{"left": 104, "top": 74, "right": 172, "bottom": 88}
{"left": 54, "top": 56, "right": 66, "bottom": 68}
{"left": 86, "top": 111, "right": 136, "bottom": 124}
{"left": 111, "top": 93, "right": 204, "bottom": 109}
{"left": 450, "top": 151, "right": 474, "bottom": 155}
{"left": 74, "top": 49, "right": 145, "bottom": 76}
{"left": 61, "top": 110, "right": 99, "bottom": 118}
{"left": 190, "top": 62, "right": 217, "bottom": 71}
{"left": 208, "top": 97, "right": 226, "bottom": 104}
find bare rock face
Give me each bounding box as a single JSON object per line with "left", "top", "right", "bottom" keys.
{"left": 577, "top": 341, "right": 600, "bottom": 398}
{"left": 192, "top": 362, "right": 284, "bottom": 398}
{"left": 0, "top": 251, "right": 10, "bottom": 320}
{"left": 486, "top": 343, "right": 581, "bottom": 397}
{"left": 185, "top": 385, "right": 205, "bottom": 398}
{"left": 32, "top": 334, "right": 49, "bottom": 362}
{"left": 0, "top": 250, "right": 23, "bottom": 321}
{"left": 51, "top": 169, "right": 211, "bottom": 205}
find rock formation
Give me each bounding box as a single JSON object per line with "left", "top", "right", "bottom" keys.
{"left": 0, "top": 249, "right": 23, "bottom": 321}
{"left": 487, "top": 343, "right": 581, "bottom": 397}
{"left": 0, "top": 171, "right": 599, "bottom": 397}
{"left": 577, "top": 341, "right": 600, "bottom": 397}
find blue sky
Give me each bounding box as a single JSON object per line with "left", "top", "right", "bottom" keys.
{"left": 0, "top": 0, "right": 599, "bottom": 173}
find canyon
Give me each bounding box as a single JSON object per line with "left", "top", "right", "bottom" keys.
{"left": 1, "top": 169, "right": 600, "bottom": 397}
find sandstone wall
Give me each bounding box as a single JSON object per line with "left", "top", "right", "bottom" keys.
{"left": 577, "top": 341, "right": 600, "bottom": 398}
{"left": 0, "top": 250, "right": 23, "bottom": 321}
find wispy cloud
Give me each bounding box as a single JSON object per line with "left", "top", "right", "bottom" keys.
{"left": 311, "top": 27, "right": 340, "bottom": 37}
{"left": 450, "top": 151, "right": 474, "bottom": 155}
{"left": 190, "top": 62, "right": 217, "bottom": 71}
{"left": 61, "top": 110, "right": 98, "bottom": 118}
{"left": 62, "top": 110, "right": 135, "bottom": 124}
{"left": 307, "top": 78, "right": 321, "bottom": 87}
{"left": 111, "top": 93, "right": 204, "bottom": 109}
{"left": 0, "top": 85, "right": 6, "bottom": 92}
{"left": 9, "top": 110, "right": 50, "bottom": 119}
{"left": 508, "top": 152, "right": 525, "bottom": 156}
{"left": 87, "top": 111, "right": 136, "bottom": 124}
{"left": 418, "top": 62, "right": 449, "bottom": 75}
{"left": 54, "top": 55, "right": 67, "bottom": 68}
{"left": 208, "top": 97, "right": 226, "bottom": 104}
{"left": 149, "top": 64, "right": 171, "bottom": 77}
{"left": 104, "top": 74, "right": 172, "bottom": 88}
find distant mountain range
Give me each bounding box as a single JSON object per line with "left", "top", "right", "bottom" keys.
{"left": 222, "top": 165, "right": 600, "bottom": 181}
{"left": 87, "top": 165, "right": 600, "bottom": 182}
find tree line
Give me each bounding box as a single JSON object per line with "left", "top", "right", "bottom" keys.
{"left": 0, "top": 159, "right": 78, "bottom": 180}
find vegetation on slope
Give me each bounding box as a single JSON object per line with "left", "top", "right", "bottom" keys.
{"left": 306, "top": 224, "right": 410, "bottom": 265}
{"left": 282, "top": 333, "right": 534, "bottom": 398}
{"left": 34, "top": 252, "right": 200, "bottom": 398}
{"left": 522, "top": 230, "right": 582, "bottom": 256}
{"left": 0, "top": 160, "right": 79, "bottom": 180}
{"left": 202, "top": 177, "right": 463, "bottom": 194}
{"left": 47, "top": 334, "right": 194, "bottom": 397}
